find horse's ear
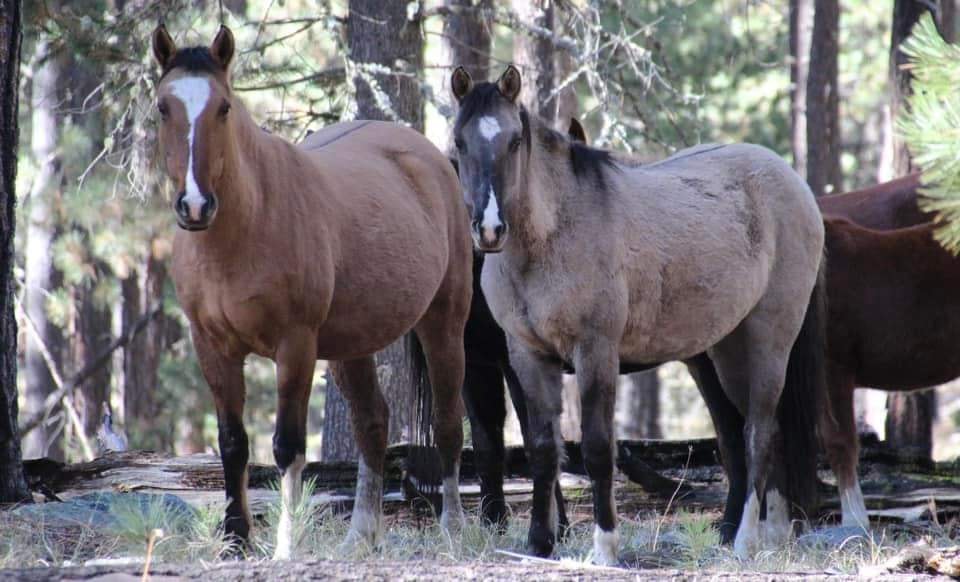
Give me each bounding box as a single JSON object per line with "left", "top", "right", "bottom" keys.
{"left": 568, "top": 117, "right": 588, "bottom": 143}
{"left": 497, "top": 65, "right": 522, "bottom": 103}
{"left": 210, "top": 25, "right": 235, "bottom": 72}
{"left": 152, "top": 24, "right": 176, "bottom": 70}
{"left": 451, "top": 66, "right": 473, "bottom": 102}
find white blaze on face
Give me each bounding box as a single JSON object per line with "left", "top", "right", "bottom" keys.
{"left": 480, "top": 186, "right": 502, "bottom": 244}
{"left": 168, "top": 77, "right": 212, "bottom": 221}
{"left": 478, "top": 115, "right": 501, "bottom": 141}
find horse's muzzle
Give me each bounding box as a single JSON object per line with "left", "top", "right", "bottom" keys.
{"left": 175, "top": 191, "right": 218, "bottom": 231}
{"left": 471, "top": 220, "right": 507, "bottom": 253}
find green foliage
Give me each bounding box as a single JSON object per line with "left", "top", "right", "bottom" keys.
{"left": 899, "top": 13, "right": 960, "bottom": 252}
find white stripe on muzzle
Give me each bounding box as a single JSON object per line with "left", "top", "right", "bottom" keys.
{"left": 168, "top": 77, "right": 212, "bottom": 221}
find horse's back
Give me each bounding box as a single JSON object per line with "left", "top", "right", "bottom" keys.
{"left": 819, "top": 173, "right": 930, "bottom": 229}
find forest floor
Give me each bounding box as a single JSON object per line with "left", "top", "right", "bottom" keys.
{"left": 3, "top": 472, "right": 960, "bottom": 581}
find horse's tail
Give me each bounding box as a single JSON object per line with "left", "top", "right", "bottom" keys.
{"left": 779, "top": 254, "right": 827, "bottom": 521}
{"left": 404, "top": 331, "right": 442, "bottom": 496}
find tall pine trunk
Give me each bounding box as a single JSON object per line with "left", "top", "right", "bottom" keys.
{"left": 512, "top": 0, "right": 556, "bottom": 124}
{"left": 122, "top": 251, "right": 170, "bottom": 451}
{"left": 885, "top": 0, "right": 936, "bottom": 460}
{"left": 0, "top": 0, "right": 29, "bottom": 503}
{"left": 442, "top": 0, "right": 491, "bottom": 80}
{"left": 805, "top": 0, "right": 841, "bottom": 197}
{"left": 22, "top": 37, "right": 66, "bottom": 460}
{"left": 789, "top": 0, "right": 813, "bottom": 178}
{"left": 617, "top": 372, "right": 662, "bottom": 440}
{"left": 322, "top": 0, "right": 426, "bottom": 461}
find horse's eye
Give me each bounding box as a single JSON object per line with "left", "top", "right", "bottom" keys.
{"left": 509, "top": 136, "right": 522, "bottom": 152}
{"left": 218, "top": 100, "right": 231, "bottom": 117}
{"left": 158, "top": 101, "right": 169, "bottom": 119}
{"left": 454, "top": 137, "right": 466, "bottom": 152}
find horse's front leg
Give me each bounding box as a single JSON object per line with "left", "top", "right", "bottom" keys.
{"left": 193, "top": 332, "right": 250, "bottom": 555}
{"left": 272, "top": 327, "right": 318, "bottom": 560}
{"left": 574, "top": 341, "right": 620, "bottom": 566}
{"left": 507, "top": 341, "right": 563, "bottom": 558}
{"left": 463, "top": 362, "right": 508, "bottom": 528}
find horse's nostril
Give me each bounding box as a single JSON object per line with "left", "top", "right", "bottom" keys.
{"left": 495, "top": 224, "right": 507, "bottom": 238}
{"left": 175, "top": 195, "right": 189, "bottom": 217}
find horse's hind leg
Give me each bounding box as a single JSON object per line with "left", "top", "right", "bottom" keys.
{"left": 463, "top": 362, "right": 508, "bottom": 527}
{"left": 708, "top": 322, "right": 792, "bottom": 558}
{"left": 194, "top": 333, "right": 250, "bottom": 555}
{"left": 685, "top": 353, "right": 747, "bottom": 544}
{"left": 272, "top": 327, "right": 319, "bottom": 560}
{"left": 505, "top": 364, "right": 570, "bottom": 538}
{"left": 573, "top": 341, "right": 621, "bottom": 566}
{"left": 330, "top": 355, "right": 389, "bottom": 548}
{"left": 821, "top": 366, "right": 868, "bottom": 529}
{"left": 415, "top": 302, "right": 469, "bottom": 531}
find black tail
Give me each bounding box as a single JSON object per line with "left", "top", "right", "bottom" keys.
{"left": 404, "top": 332, "right": 442, "bottom": 496}
{"left": 779, "top": 255, "right": 827, "bottom": 521}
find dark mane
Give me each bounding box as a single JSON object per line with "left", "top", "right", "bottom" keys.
{"left": 161, "top": 47, "right": 220, "bottom": 78}
{"left": 537, "top": 124, "right": 617, "bottom": 188}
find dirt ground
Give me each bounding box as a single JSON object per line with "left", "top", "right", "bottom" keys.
{"left": 0, "top": 559, "right": 953, "bottom": 582}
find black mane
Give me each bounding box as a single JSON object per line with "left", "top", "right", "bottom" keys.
{"left": 161, "top": 47, "right": 221, "bottom": 78}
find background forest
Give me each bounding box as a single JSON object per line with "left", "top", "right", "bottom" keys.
{"left": 12, "top": 0, "right": 960, "bottom": 468}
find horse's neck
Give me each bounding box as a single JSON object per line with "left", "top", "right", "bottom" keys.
{"left": 508, "top": 126, "right": 565, "bottom": 255}
{"left": 190, "top": 106, "right": 272, "bottom": 256}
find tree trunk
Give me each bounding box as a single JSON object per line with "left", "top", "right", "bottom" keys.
{"left": 512, "top": 0, "right": 556, "bottom": 123}
{"left": 320, "top": 369, "right": 359, "bottom": 461}
{"left": 942, "top": 0, "right": 957, "bottom": 43}
{"left": 617, "top": 371, "right": 662, "bottom": 440}
{"left": 122, "top": 252, "right": 170, "bottom": 451}
{"left": 0, "top": 0, "right": 29, "bottom": 504}
{"left": 885, "top": 0, "right": 936, "bottom": 459}
{"left": 442, "top": 0, "right": 492, "bottom": 80}
{"left": 789, "top": 0, "right": 813, "bottom": 178}
{"left": 325, "top": 0, "right": 427, "bottom": 461}
{"left": 805, "top": 0, "right": 841, "bottom": 197}
{"left": 22, "top": 37, "right": 66, "bottom": 461}
{"left": 73, "top": 260, "right": 112, "bottom": 443}
{"left": 347, "top": 0, "right": 424, "bottom": 132}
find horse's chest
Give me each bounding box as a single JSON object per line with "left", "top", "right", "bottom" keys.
{"left": 481, "top": 263, "right": 577, "bottom": 358}
{"left": 175, "top": 272, "right": 288, "bottom": 359}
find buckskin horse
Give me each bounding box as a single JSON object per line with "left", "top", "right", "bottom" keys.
{"left": 450, "top": 66, "right": 826, "bottom": 562}
{"left": 152, "top": 25, "right": 472, "bottom": 558}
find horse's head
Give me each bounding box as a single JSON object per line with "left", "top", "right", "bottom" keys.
{"left": 152, "top": 25, "right": 236, "bottom": 231}
{"left": 450, "top": 65, "right": 529, "bottom": 253}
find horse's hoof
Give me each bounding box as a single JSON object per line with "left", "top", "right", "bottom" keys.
{"left": 219, "top": 534, "right": 250, "bottom": 560}
{"left": 592, "top": 526, "right": 620, "bottom": 566}
{"left": 340, "top": 523, "right": 381, "bottom": 556}
{"left": 527, "top": 524, "right": 556, "bottom": 558}
{"left": 440, "top": 509, "right": 464, "bottom": 534}
{"left": 481, "top": 498, "right": 508, "bottom": 531}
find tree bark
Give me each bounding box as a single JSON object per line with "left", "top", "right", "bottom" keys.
{"left": 0, "top": 0, "right": 29, "bottom": 504}
{"left": 512, "top": 0, "right": 556, "bottom": 123}
{"left": 74, "top": 260, "right": 112, "bottom": 443}
{"left": 22, "top": 36, "right": 66, "bottom": 461}
{"left": 442, "top": 0, "right": 492, "bottom": 80}
{"left": 348, "top": 0, "right": 424, "bottom": 132}
{"left": 122, "top": 252, "right": 170, "bottom": 451}
{"left": 617, "top": 371, "right": 662, "bottom": 440}
{"left": 942, "top": 0, "right": 957, "bottom": 43}
{"left": 324, "top": 0, "right": 427, "bottom": 461}
{"left": 885, "top": 0, "right": 936, "bottom": 459}
{"left": 320, "top": 369, "right": 359, "bottom": 462}
{"left": 789, "top": 0, "right": 813, "bottom": 178}
{"left": 805, "top": 0, "right": 842, "bottom": 197}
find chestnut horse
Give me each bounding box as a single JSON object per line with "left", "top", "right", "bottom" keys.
{"left": 818, "top": 173, "right": 931, "bottom": 229}
{"left": 152, "top": 26, "right": 471, "bottom": 558}
{"left": 451, "top": 66, "right": 826, "bottom": 562}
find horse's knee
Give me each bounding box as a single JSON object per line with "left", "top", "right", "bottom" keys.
{"left": 273, "top": 428, "right": 305, "bottom": 473}
{"left": 527, "top": 433, "right": 560, "bottom": 480}
{"left": 219, "top": 418, "right": 250, "bottom": 466}
{"left": 581, "top": 429, "right": 614, "bottom": 479}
